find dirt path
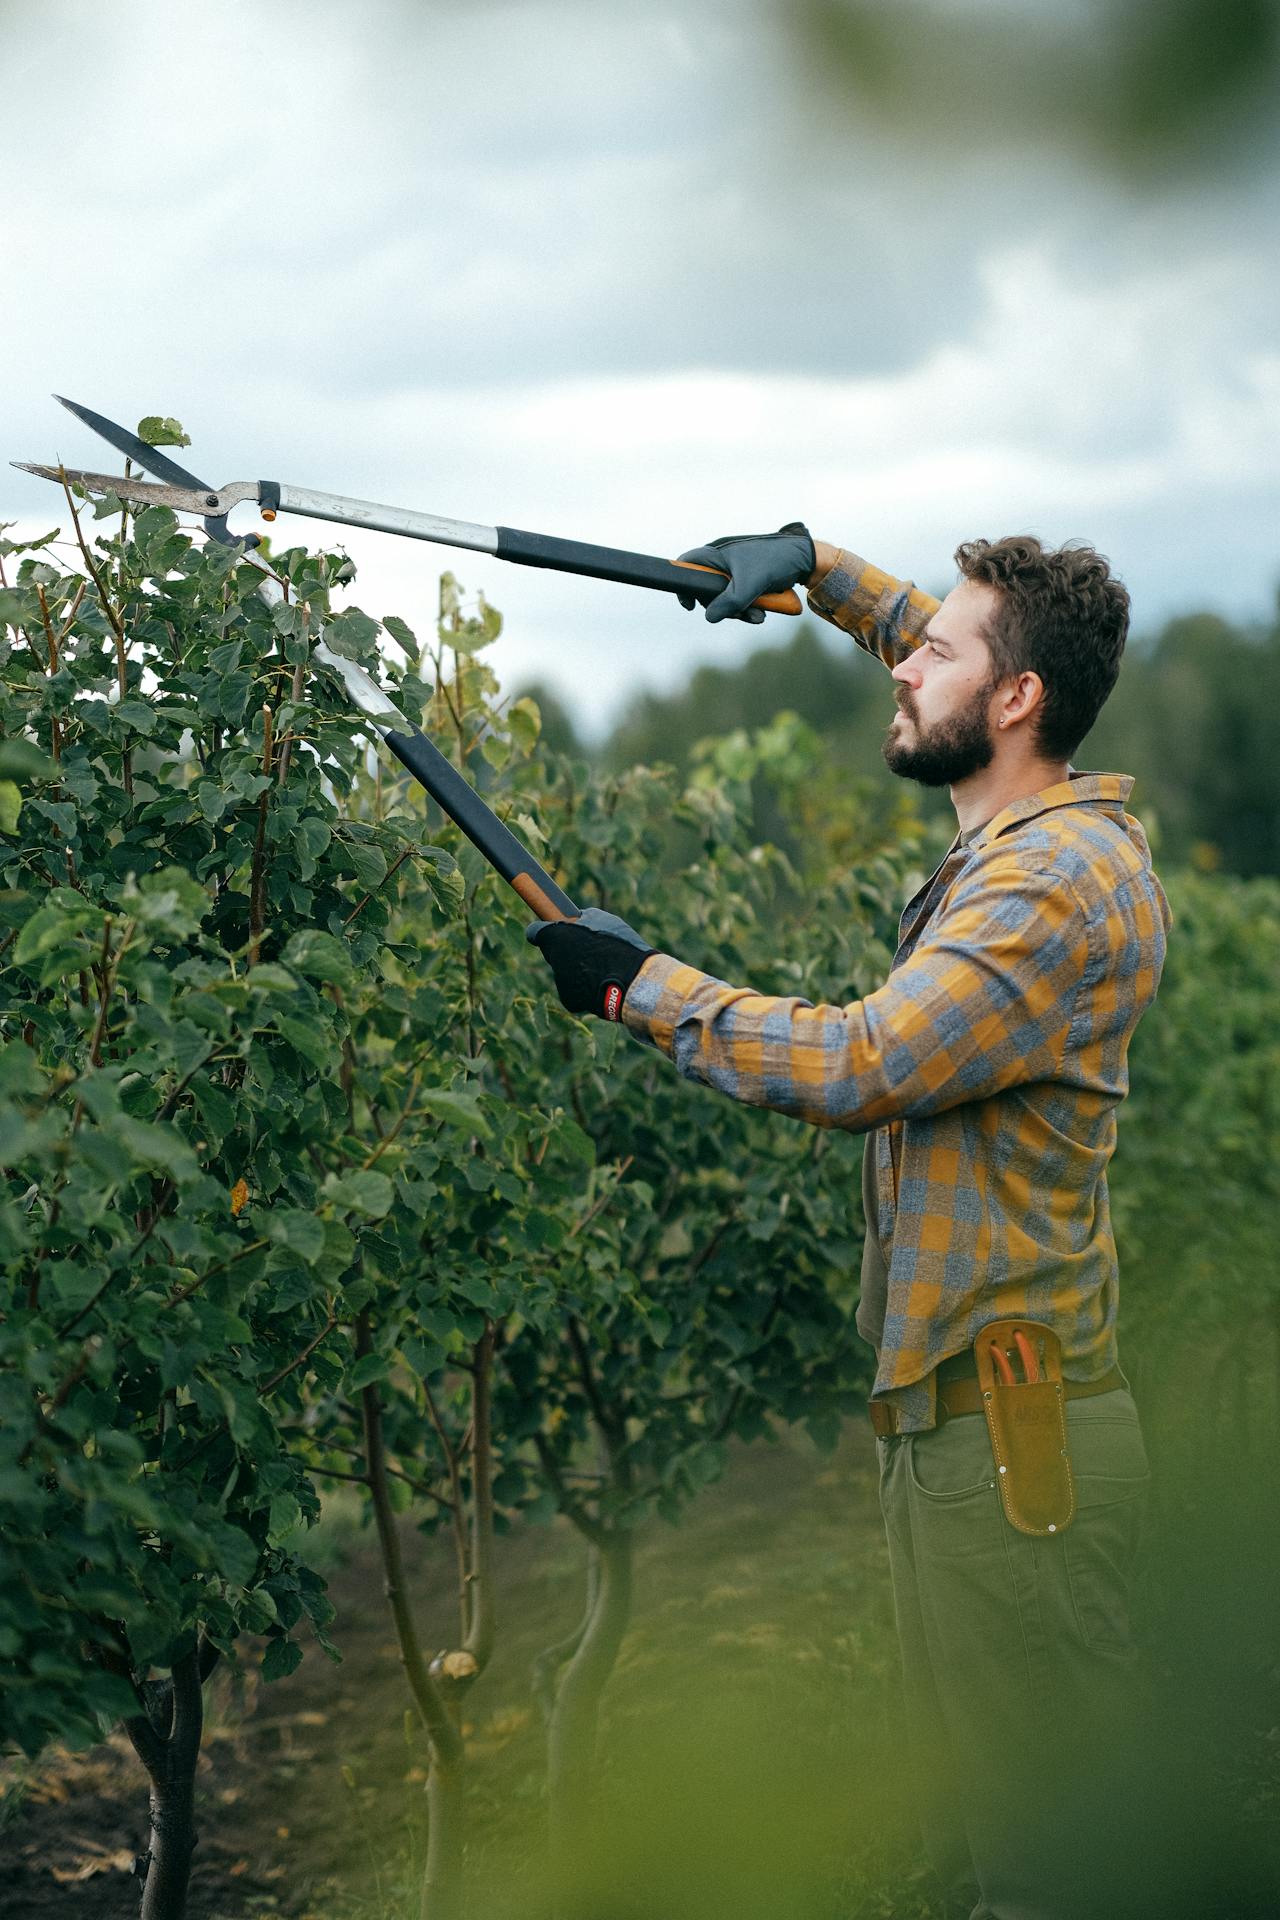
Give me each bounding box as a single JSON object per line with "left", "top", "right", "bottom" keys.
{"left": 2, "top": 1420, "right": 943, "bottom": 1920}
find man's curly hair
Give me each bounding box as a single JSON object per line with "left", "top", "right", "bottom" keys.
{"left": 954, "top": 536, "right": 1129, "bottom": 762}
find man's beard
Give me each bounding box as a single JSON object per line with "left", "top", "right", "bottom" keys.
{"left": 882, "top": 682, "right": 998, "bottom": 787}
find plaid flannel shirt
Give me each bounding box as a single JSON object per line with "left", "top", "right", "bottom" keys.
{"left": 622, "top": 547, "right": 1172, "bottom": 1431}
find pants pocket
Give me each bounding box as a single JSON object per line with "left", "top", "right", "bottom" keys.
{"left": 906, "top": 1416, "right": 1003, "bottom": 1559}
{"left": 1062, "top": 1392, "right": 1151, "bottom": 1654}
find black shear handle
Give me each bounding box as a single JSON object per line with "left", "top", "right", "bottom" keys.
{"left": 383, "top": 727, "right": 578, "bottom": 923}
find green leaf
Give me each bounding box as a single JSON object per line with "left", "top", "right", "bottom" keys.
{"left": 282, "top": 929, "right": 353, "bottom": 985}
{"left": 418, "top": 847, "right": 464, "bottom": 917}
{"left": 116, "top": 1118, "right": 200, "bottom": 1183}
{"left": 298, "top": 817, "right": 331, "bottom": 862}
{"left": 118, "top": 866, "right": 208, "bottom": 937}
{"left": 46, "top": 1259, "right": 110, "bottom": 1309}
{"left": 324, "top": 608, "right": 380, "bottom": 662}
{"left": 438, "top": 572, "right": 462, "bottom": 624}
{"left": 480, "top": 732, "right": 511, "bottom": 772}
{"left": 0, "top": 739, "right": 54, "bottom": 782}
{"left": 275, "top": 1012, "right": 333, "bottom": 1068}
{"left": 508, "top": 696, "right": 541, "bottom": 753}
{"left": 242, "top": 963, "right": 299, "bottom": 995}
{"left": 114, "top": 697, "right": 157, "bottom": 734}
{"left": 267, "top": 1209, "right": 327, "bottom": 1265}
{"left": 271, "top": 601, "right": 302, "bottom": 637}
{"left": 416, "top": 1087, "right": 489, "bottom": 1137}
{"left": 13, "top": 898, "right": 100, "bottom": 982}
{"left": 207, "top": 640, "right": 244, "bottom": 675}
{"left": 513, "top": 811, "right": 546, "bottom": 848}
{"left": 345, "top": 842, "right": 387, "bottom": 891}
{"left": 0, "top": 525, "right": 57, "bottom": 560}
{"left": 382, "top": 614, "right": 419, "bottom": 663}
{"left": 137, "top": 415, "right": 191, "bottom": 449}
{"left": 267, "top": 1492, "right": 303, "bottom": 1541}
{"left": 131, "top": 506, "right": 179, "bottom": 549}
{"left": 0, "top": 587, "right": 36, "bottom": 632}
{"left": 441, "top": 592, "right": 502, "bottom": 656}
{"left": 189, "top": 1077, "right": 235, "bottom": 1148}
{"left": 261, "top": 1635, "right": 303, "bottom": 1683}
{"left": 323, "top": 1168, "right": 393, "bottom": 1217}
{"left": 0, "top": 1039, "right": 43, "bottom": 1095}
{"left": 555, "top": 1115, "right": 596, "bottom": 1167}
{"left": 0, "top": 781, "right": 21, "bottom": 834}
{"left": 347, "top": 1351, "right": 392, "bottom": 1390}
{"left": 197, "top": 780, "right": 229, "bottom": 823}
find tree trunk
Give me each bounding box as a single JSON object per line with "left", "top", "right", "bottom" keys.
{"left": 357, "top": 1310, "right": 469, "bottom": 1920}
{"left": 533, "top": 1551, "right": 599, "bottom": 1726}
{"left": 138, "top": 1764, "right": 198, "bottom": 1920}
{"left": 546, "top": 1532, "right": 633, "bottom": 1905}
{"left": 423, "top": 1757, "right": 466, "bottom": 1920}
{"left": 128, "top": 1648, "right": 204, "bottom": 1920}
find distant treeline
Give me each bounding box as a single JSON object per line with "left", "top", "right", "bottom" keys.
{"left": 523, "top": 602, "right": 1280, "bottom": 879}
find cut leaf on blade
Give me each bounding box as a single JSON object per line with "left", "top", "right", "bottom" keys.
{"left": 137, "top": 415, "right": 191, "bottom": 449}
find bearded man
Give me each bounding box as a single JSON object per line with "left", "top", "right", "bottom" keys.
{"left": 527, "top": 528, "right": 1173, "bottom": 1920}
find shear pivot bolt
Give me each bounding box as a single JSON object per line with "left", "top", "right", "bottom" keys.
{"left": 205, "top": 494, "right": 218, "bottom": 507}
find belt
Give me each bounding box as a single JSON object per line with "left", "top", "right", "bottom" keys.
{"left": 868, "top": 1357, "right": 1127, "bottom": 1438}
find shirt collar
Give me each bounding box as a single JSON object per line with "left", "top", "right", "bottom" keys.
{"left": 969, "top": 770, "right": 1136, "bottom": 850}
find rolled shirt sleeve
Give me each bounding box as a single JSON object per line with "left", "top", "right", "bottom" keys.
{"left": 805, "top": 546, "right": 941, "bottom": 670}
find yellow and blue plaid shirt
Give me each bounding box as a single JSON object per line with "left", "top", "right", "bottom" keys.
{"left": 622, "top": 548, "right": 1172, "bottom": 1431}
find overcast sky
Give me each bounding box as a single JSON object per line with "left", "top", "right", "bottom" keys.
{"left": 4, "top": 0, "right": 1280, "bottom": 733}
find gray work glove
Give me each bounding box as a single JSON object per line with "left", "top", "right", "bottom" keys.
{"left": 676, "top": 522, "right": 816, "bottom": 625}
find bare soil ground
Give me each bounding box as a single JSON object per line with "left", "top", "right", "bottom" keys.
{"left": 5, "top": 1394, "right": 1277, "bottom": 1920}
{"left": 1, "top": 1419, "right": 943, "bottom": 1920}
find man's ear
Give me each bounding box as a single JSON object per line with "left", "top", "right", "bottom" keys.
{"left": 998, "top": 670, "right": 1045, "bottom": 729}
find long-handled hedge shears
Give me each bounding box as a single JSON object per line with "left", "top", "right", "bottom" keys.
{"left": 15, "top": 416, "right": 802, "bottom": 621}
{"left": 15, "top": 398, "right": 586, "bottom": 923}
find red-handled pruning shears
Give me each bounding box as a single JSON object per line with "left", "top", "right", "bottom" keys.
{"left": 17, "top": 397, "right": 582, "bottom": 925}
{"left": 989, "top": 1330, "right": 1043, "bottom": 1385}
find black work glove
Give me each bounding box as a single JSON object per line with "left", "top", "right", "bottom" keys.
{"left": 525, "top": 906, "right": 656, "bottom": 1022}
{"left": 676, "top": 521, "right": 816, "bottom": 625}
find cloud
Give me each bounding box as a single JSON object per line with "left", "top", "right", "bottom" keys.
{"left": 2, "top": 2, "right": 1278, "bottom": 735}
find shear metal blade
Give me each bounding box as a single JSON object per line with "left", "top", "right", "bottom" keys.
{"left": 313, "top": 640, "right": 411, "bottom": 732}
{"left": 12, "top": 463, "right": 256, "bottom": 516}
{"left": 53, "top": 396, "right": 208, "bottom": 492}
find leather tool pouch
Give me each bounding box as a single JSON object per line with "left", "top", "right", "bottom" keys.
{"left": 975, "top": 1319, "right": 1075, "bottom": 1536}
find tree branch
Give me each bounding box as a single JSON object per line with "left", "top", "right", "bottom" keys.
{"left": 58, "top": 470, "right": 132, "bottom": 796}
{"left": 532, "top": 1432, "right": 607, "bottom": 1547}
{"left": 463, "top": 1322, "right": 495, "bottom": 1666}
{"left": 424, "top": 1376, "right": 471, "bottom": 1632}
{"left": 358, "top": 1308, "right": 463, "bottom": 1765}
{"left": 258, "top": 1308, "right": 337, "bottom": 1396}
{"left": 304, "top": 1445, "right": 455, "bottom": 1509}
{"left": 274, "top": 655, "right": 307, "bottom": 787}
{"left": 343, "top": 843, "right": 413, "bottom": 927}
{"left": 169, "top": 1644, "right": 204, "bottom": 1775}
{"left": 566, "top": 1156, "right": 634, "bottom": 1240}
{"left": 567, "top": 1316, "right": 625, "bottom": 1451}
{"left": 248, "top": 706, "right": 273, "bottom": 967}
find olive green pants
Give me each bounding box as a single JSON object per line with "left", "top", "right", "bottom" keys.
{"left": 878, "top": 1388, "right": 1168, "bottom": 1920}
